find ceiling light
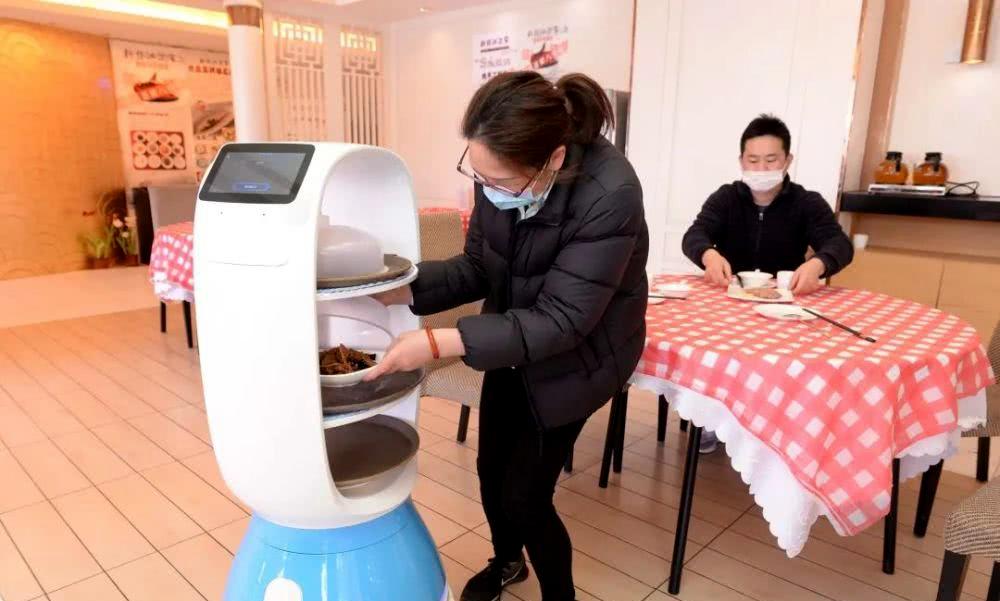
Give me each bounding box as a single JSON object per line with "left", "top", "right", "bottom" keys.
{"left": 960, "top": 0, "right": 993, "bottom": 64}
{"left": 418, "top": 7, "right": 432, "bottom": 13}
{"left": 38, "top": 0, "right": 228, "bottom": 29}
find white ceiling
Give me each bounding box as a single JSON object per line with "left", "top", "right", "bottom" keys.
{"left": 166, "top": 0, "right": 504, "bottom": 25}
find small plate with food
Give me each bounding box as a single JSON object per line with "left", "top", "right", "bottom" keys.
{"left": 727, "top": 284, "right": 794, "bottom": 303}
{"left": 319, "top": 345, "right": 383, "bottom": 387}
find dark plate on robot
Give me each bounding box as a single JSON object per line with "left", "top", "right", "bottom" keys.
{"left": 316, "top": 254, "right": 413, "bottom": 289}
{"left": 325, "top": 415, "right": 419, "bottom": 489}
{"left": 320, "top": 368, "right": 425, "bottom": 415}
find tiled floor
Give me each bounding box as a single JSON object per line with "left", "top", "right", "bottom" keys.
{"left": 0, "top": 268, "right": 155, "bottom": 329}
{"left": 0, "top": 306, "right": 995, "bottom": 601}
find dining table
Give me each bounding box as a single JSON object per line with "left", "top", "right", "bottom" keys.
{"left": 630, "top": 275, "right": 993, "bottom": 589}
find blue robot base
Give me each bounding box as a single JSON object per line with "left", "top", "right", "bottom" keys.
{"left": 225, "top": 499, "right": 452, "bottom": 601}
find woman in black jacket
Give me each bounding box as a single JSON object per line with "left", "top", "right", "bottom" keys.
{"left": 367, "top": 71, "right": 648, "bottom": 601}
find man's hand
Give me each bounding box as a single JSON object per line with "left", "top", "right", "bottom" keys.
{"left": 791, "top": 258, "right": 826, "bottom": 296}
{"left": 702, "top": 249, "right": 732, "bottom": 287}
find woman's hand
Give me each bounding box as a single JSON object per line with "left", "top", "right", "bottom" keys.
{"left": 363, "top": 328, "right": 466, "bottom": 381}
{"left": 371, "top": 285, "right": 414, "bottom": 307}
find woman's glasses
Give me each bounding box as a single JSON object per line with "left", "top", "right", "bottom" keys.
{"left": 456, "top": 146, "right": 544, "bottom": 198}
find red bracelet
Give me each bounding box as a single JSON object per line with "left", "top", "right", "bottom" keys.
{"left": 425, "top": 327, "right": 440, "bottom": 360}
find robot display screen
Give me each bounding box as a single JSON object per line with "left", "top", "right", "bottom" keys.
{"left": 200, "top": 144, "right": 314, "bottom": 204}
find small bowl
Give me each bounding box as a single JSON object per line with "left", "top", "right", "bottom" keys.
{"left": 737, "top": 271, "right": 773, "bottom": 289}
{"left": 320, "top": 350, "right": 384, "bottom": 387}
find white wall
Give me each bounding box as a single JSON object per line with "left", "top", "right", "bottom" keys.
{"left": 387, "top": 0, "right": 635, "bottom": 207}
{"left": 629, "top": 0, "right": 865, "bottom": 275}
{"left": 889, "top": 0, "right": 1000, "bottom": 195}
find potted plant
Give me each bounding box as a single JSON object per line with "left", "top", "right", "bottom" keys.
{"left": 114, "top": 214, "right": 140, "bottom": 266}
{"left": 81, "top": 227, "right": 114, "bottom": 269}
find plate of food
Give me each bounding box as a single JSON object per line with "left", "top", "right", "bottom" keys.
{"left": 319, "top": 345, "right": 383, "bottom": 387}
{"left": 727, "top": 284, "right": 794, "bottom": 303}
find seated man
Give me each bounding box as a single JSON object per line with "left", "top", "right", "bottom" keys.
{"left": 681, "top": 113, "right": 853, "bottom": 452}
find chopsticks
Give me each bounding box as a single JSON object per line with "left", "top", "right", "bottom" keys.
{"left": 648, "top": 295, "right": 686, "bottom": 300}
{"left": 801, "top": 308, "right": 876, "bottom": 343}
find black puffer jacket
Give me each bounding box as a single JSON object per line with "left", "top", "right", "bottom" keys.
{"left": 682, "top": 178, "right": 853, "bottom": 277}
{"left": 411, "top": 138, "right": 648, "bottom": 429}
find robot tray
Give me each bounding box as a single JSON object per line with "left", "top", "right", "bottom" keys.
{"left": 325, "top": 414, "right": 419, "bottom": 491}
{"left": 321, "top": 368, "right": 424, "bottom": 415}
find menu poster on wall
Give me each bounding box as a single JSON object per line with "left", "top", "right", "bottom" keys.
{"left": 109, "top": 40, "right": 234, "bottom": 192}
{"left": 472, "top": 32, "right": 515, "bottom": 84}
{"left": 522, "top": 24, "right": 569, "bottom": 78}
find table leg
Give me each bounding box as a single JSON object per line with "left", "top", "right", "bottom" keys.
{"left": 614, "top": 386, "right": 629, "bottom": 474}
{"left": 668, "top": 425, "right": 702, "bottom": 595}
{"left": 160, "top": 301, "right": 167, "bottom": 333}
{"left": 599, "top": 392, "right": 622, "bottom": 489}
{"left": 657, "top": 395, "right": 669, "bottom": 445}
{"left": 883, "top": 457, "right": 901, "bottom": 575}
{"left": 914, "top": 460, "right": 943, "bottom": 537}
{"left": 182, "top": 301, "right": 194, "bottom": 349}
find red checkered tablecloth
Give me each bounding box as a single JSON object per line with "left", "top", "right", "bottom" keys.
{"left": 148, "top": 221, "right": 194, "bottom": 303}
{"left": 632, "top": 276, "right": 993, "bottom": 553}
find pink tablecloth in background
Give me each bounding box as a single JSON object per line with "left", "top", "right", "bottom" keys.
{"left": 631, "top": 276, "right": 993, "bottom": 556}
{"left": 148, "top": 221, "right": 194, "bottom": 303}
{"left": 148, "top": 208, "right": 473, "bottom": 302}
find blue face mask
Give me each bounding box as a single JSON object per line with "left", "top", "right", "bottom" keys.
{"left": 482, "top": 185, "right": 543, "bottom": 211}
{"left": 481, "top": 170, "right": 556, "bottom": 212}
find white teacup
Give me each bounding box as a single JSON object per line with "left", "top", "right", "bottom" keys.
{"left": 776, "top": 271, "right": 794, "bottom": 290}
{"left": 737, "top": 271, "right": 773, "bottom": 288}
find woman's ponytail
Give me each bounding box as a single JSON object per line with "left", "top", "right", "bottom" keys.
{"left": 555, "top": 73, "right": 614, "bottom": 145}
{"left": 461, "top": 70, "right": 614, "bottom": 170}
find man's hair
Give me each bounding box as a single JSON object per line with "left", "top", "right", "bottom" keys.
{"left": 740, "top": 114, "right": 791, "bottom": 155}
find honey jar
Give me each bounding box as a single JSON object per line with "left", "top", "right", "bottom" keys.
{"left": 913, "top": 152, "right": 948, "bottom": 186}
{"left": 874, "top": 151, "right": 909, "bottom": 185}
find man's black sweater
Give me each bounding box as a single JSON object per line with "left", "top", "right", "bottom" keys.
{"left": 682, "top": 178, "right": 853, "bottom": 277}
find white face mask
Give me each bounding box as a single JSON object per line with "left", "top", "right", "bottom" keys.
{"left": 742, "top": 169, "right": 785, "bottom": 193}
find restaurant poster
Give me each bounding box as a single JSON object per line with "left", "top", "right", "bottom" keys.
{"left": 109, "top": 40, "right": 234, "bottom": 192}
{"left": 472, "top": 32, "right": 515, "bottom": 84}
{"left": 521, "top": 23, "right": 569, "bottom": 78}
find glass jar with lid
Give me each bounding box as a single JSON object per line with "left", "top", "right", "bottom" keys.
{"left": 874, "top": 151, "right": 909, "bottom": 185}
{"left": 913, "top": 152, "right": 948, "bottom": 186}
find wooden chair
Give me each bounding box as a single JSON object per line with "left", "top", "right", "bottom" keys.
{"left": 417, "top": 211, "right": 483, "bottom": 443}
{"left": 935, "top": 478, "right": 1000, "bottom": 601}
{"left": 148, "top": 185, "right": 197, "bottom": 348}
{"left": 598, "top": 388, "right": 671, "bottom": 487}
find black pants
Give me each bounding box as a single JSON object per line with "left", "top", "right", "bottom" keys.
{"left": 477, "top": 369, "right": 586, "bottom": 601}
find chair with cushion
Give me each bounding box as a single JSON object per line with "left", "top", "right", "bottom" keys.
{"left": 147, "top": 185, "right": 198, "bottom": 348}
{"left": 934, "top": 478, "right": 1000, "bottom": 601}
{"left": 418, "top": 210, "right": 483, "bottom": 443}
{"left": 915, "top": 320, "right": 1000, "bottom": 537}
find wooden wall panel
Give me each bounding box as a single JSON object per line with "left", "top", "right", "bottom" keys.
{"left": 0, "top": 20, "right": 124, "bottom": 280}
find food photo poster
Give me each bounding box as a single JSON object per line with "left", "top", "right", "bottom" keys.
{"left": 110, "top": 40, "right": 234, "bottom": 192}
